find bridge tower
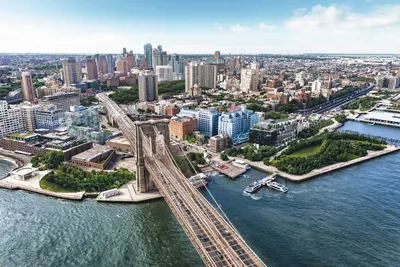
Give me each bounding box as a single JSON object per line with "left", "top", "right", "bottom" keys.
{"left": 134, "top": 119, "right": 170, "bottom": 193}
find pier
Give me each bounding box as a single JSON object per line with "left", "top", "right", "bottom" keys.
{"left": 210, "top": 162, "right": 246, "bottom": 179}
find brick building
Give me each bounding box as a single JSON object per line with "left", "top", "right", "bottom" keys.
{"left": 169, "top": 117, "right": 198, "bottom": 140}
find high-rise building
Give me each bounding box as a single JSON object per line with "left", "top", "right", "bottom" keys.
{"left": 138, "top": 70, "right": 158, "bottom": 102}
{"left": 144, "top": 43, "right": 153, "bottom": 69}
{"left": 240, "top": 69, "right": 258, "bottom": 92}
{"left": 185, "top": 62, "right": 198, "bottom": 93}
{"left": 106, "top": 54, "right": 114, "bottom": 73}
{"left": 0, "top": 101, "right": 22, "bottom": 137}
{"left": 169, "top": 54, "right": 183, "bottom": 73}
{"left": 19, "top": 104, "right": 39, "bottom": 131}
{"left": 152, "top": 48, "right": 161, "bottom": 69}
{"left": 62, "top": 58, "right": 82, "bottom": 86}
{"left": 21, "top": 71, "right": 37, "bottom": 101}
{"left": 198, "top": 109, "right": 219, "bottom": 137}
{"left": 312, "top": 79, "right": 323, "bottom": 95}
{"left": 218, "top": 105, "right": 259, "bottom": 143}
{"left": 198, "top": 64, "right": 217, "bottom": 89}
{"left": 122, "top": 47, "right": 127, "bottom": 57}
{"left": 116, "top": 59, "right": 127, "bottom": 74}
{"left": 214, "top": 51, "right": 221, "bottom": 60}
{"left": 124, "top": 53, "right": 136, "bottom": 72}
{"left": 156, "top": 65, "right": 173, "bottom": 82}
{"left": 85, "top": 56, "right": 98, "bottom": 80}
{"left": 96, "top": 55, "right": 108, "bottom": 74}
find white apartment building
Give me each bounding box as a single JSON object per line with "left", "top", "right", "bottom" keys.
{"left": 312, "top": 79, "right": 323, "bottom": 95}
{"left": 240, "top": 69, "right": 258, "bottom": 92}
{"left": 20, "top": 104, "right": 39, "bottom": 131}
{"left": 156, "top": 65, "right": 173, "bottom": 82}
{"left": 0, "top": 101, "right": 22, "bottom": 137}
{"left": 35, "top": 108, "right": 65, "bottom": 130}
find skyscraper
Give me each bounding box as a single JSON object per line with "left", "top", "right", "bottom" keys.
{"left": 122, "top": 47, "right": 127, "bottom": 57}
{"left": 21, "top": 71, "right": 37, "bottom": 101}
{"left": 124, "top": 53, "right": 136, "bottom": 71}
{"left": 106, "top": 54, "right": 114, "bottom": 73}
{"left": 85, "top": 56, "right": 98, "bottom": 80}
{"left": 62, "top": 58, "right": 82, "bottom": 86}
{"left": 96, "top": 55, "right": 108, "bottom": 74}
{"left": 157, "top": 45, "right": 162, "bottom": 51}
{"left": 138, "top": 70, "right": 158, "bottom": 102}
{"left": 185, "top": 62, "right": 198, "bottom": 93}
{"left": 198, "top": 64, "right": 217, "bottom": 89}
{"left": 169, "top": 54, "right": 183, "bottom": 73}
{"left": 144, "top": 43, "right": 153, "bottom": 69}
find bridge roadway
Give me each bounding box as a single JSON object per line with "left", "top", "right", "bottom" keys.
{"left": 97, "top": 93, "right": 266, "bottom": 267}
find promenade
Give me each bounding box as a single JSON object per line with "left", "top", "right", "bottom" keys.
{"left": 242, "top": 145, "right": 400, "bottom": 182}
{"left": 0, "top": 168, "right": 84, "bottom": 200}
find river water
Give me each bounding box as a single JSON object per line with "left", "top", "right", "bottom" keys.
{"left": 0, "top": 121, "right": 399, "bottom": 267}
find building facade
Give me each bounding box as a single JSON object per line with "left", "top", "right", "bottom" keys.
{"left": 21, "top": 71, "right": 37, "bottom": 101}
{"left": 138, "top": 70, "right": 158, "bottom": 102}
{"left": 85, "top": 56, "right": 98, "bottom": 80}
{"left": 156, "top": 65, "right": 173, "bottom": 82}
{"left": 218, "top": 105, "right": 258, "bottom": 143}
{"left": 38, "top": 92, "right": 80, "bottom": 112}
{"left": 169, "top": 117, "right": 198, "bottom": 140}
{"left": 198, "top": 109, "right": 219, "bottom": 137}
{"left": 35, "top": 108, "right": 65, "bottom": 130}
{"left": 0, "top": 101, "right": 22, "bottom": 137}
{"left": 62, "top": 58, "right": 82, "bottom": 86}
{"left": 144, "top": 43, "right": 153, "bottom": 69}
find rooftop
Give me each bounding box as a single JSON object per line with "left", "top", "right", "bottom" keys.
{"left": 8, "top": 132, "right": 38, "bottom": 139}
{"left": 365, "top": 111, "right": 400, "bottom": 123}
{"left": 72, "top": 145, "right": 113, "bottom": 162}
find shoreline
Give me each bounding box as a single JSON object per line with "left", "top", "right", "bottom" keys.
{"left": 242, "top": 145, "right": 400, "bottom": 182}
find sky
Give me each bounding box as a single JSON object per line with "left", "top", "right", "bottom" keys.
{"left": 0, "top": 0, "right": 399, "bottom": 54}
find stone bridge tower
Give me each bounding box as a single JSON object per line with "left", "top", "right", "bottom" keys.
{"left": 134, "top": 119, "right": 170, "bottom": 193}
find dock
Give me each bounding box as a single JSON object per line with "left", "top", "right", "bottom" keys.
{"left": 258, "top": 174, "right": 276, "bottom": 185}
{"left": 210, "top": 162, "right": 246, "bottom": 179}
{"left": 96, "top": 182, "right": 163, "bottom": 203}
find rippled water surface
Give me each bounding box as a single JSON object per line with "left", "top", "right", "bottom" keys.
{"left": 0, "top": 122, "right": 399, "bottom": 267}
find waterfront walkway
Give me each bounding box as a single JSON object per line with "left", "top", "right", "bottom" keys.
{"left": 0, "top": 175, "right": 85, "bottom": 200}
{"left": 242, "top": 145, "right": 400, "bottom": 181}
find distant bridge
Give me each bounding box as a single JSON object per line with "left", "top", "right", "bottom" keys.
{"left": 97, "top": 93, "right": 266, "bottom": 267}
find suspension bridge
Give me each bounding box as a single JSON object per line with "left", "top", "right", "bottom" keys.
{"left": 96, "top": 93, "right": 266, "bottom": 267}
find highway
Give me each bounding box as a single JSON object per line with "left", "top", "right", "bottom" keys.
{"left": 97, "top": 93, "right": 266, "bottom": 267}
{"left": 298, "top": 85, "right": 374, "bottom": 115}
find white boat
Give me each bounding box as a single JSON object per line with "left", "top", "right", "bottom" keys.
{"left": 232, "top": 159, "right": 251, "bottom": 170}
{"left": 368, "top": 122, "right": 375, "bottom": 125}
{"left": 244, "top": 181, "right": 261, "bottom": 194}
{"left": 266, "top": 181, "right": 288, "bottom": 193}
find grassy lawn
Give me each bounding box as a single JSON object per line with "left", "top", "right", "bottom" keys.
{"left": 40, "top": 177, "right": 79, "bottom": 193}
{"left": 173, "top": 156, "right": 196, "bottom": 178}
{"left": 287, "top": 145, "right": 321, "bottom": 158}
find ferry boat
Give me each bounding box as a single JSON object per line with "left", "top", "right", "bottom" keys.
{"left": 189, "top": 173, "right": 209, "bottom": 189}
{"left": 244, "top": 181, "right": 261, "bottom": 194}
{"left": 266, "top": 181, "right": 288, "bottom": 193}
{"left": 232, "top": 159, "right": 251, "bottom": 170}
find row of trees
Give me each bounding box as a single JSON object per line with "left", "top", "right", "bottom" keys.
{"left": 44, "top": 165, "right": 135, "bottom": 192}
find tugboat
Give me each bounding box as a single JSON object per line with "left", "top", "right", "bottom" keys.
{"left": 266, "top": 181, "right": 288, "bottom": 193}
{"left": 244, "top": 181, "right": 261, "bottom": 194}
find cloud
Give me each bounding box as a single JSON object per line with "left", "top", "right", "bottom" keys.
{"left": 214, "top": 23, "right": 223, "bottom": 32}
{"left": 285, "top": 4, "right": 400, "bottom": 32}
{"left": 230, "top": 24, "right": 249, "bottom": 32}
{"left": 258, "top": 22, "right": 276, "bottom": 30}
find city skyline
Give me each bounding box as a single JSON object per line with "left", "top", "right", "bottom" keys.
{"left": 1, "top": 0, "right": 400, "bottom": 54}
